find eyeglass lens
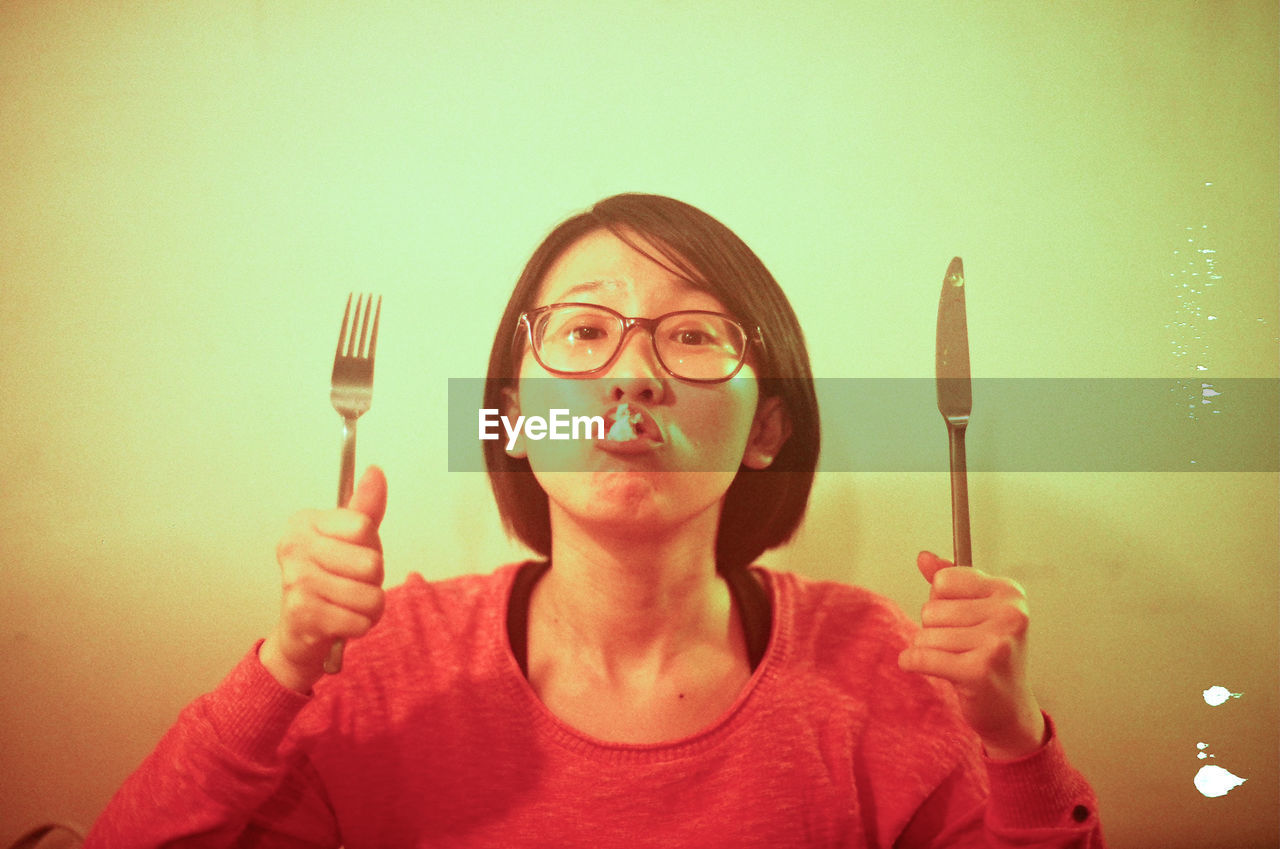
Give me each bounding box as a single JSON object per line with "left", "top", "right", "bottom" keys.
{"left": 532, "top": 305, "right": 747, "bottom": 380}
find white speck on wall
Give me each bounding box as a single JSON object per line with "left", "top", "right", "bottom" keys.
{"left": 1194, "top": 765, "right": 1246, "bottom": 798}
{"left": 1202, "top": 686, "right": 1242, "bottom": 707}
{"left": 1169, "top": 185, "right": 1226, "bottom": 422}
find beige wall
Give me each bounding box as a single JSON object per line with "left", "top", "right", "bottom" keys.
{"left": 1, "top": 2, "right": 1277, "bottom": 846}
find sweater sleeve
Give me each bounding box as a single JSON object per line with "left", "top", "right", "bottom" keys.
{"left": 83, "top": 642, "right": 342, "bottom": 849}
{"left": 895, "top": 713, "right": 1106, "bottom": 848}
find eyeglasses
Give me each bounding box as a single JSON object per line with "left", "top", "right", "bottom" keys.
{"left": 517, "top": 302, "right": 764, "bottom": 383}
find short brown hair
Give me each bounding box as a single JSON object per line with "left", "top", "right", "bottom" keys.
{"left": 482, "top": 193, "right": 819, "bottom": 570}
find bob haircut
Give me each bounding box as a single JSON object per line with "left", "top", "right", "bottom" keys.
{"left": 482, "top": 193, "right": 820, "bottom": 570}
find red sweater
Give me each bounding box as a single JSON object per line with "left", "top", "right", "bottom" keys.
{"left": 87, "top": 564, "right": 1106, "bottom": 847}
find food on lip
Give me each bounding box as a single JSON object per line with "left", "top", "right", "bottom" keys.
{"left": 605, "top": 402, "right": 643, "bottom": 441}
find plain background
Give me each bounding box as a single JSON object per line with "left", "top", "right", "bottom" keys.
{"left": 1, "top": 2, "right": 1277, "bottom": 846}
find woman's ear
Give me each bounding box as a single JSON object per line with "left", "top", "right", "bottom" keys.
{"left": 500, "top": 386, "right": 527, "bottom": 459}
{"left": 742, "top": 395, "right": 791, "bottom": 469}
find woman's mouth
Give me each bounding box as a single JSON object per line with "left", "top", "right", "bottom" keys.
{"left": 598, "top": 402, "right": 664, "bottom": 453}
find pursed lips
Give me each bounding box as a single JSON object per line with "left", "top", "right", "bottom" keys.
{"left": 600, "top": 402, "right": 664, "bottom": 449}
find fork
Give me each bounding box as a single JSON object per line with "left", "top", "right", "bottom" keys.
{"left": 324, "top": 292, "right": 381, "bottom": 674}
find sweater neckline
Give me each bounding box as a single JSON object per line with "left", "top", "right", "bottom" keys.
{"left": 506, "top": 560, "right": 772, "bottom": 678}
{"left": 490, "top": 562, "right": 792, "bottom": 762}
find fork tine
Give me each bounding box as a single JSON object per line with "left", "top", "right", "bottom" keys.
{"left": 346, "top": 294, "right": 362, "bottom": 357}
{"left": 356, "top": 293, "right": 372, "bottom": 357}
{"left": 367, "top": 296, "right": 382, "bottom": 360}
{"left": 335, "top": 293, "right": 353, "bottom": 359}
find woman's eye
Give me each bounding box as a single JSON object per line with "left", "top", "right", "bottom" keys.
{"left": 568, "top": 324, "right": 608, "bottom": 342}
{"left": 544, "top": 311, "right": 614, "bottom": 345}
{"left": 669, "top": 323, "right": 728, "bottom": 348}
{"left": 674, "top": 329, "right": 711, "bottom": 346}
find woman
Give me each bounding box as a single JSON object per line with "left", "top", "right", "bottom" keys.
{"left": 87, "top": 194, "right": 1106, "bottom": 847}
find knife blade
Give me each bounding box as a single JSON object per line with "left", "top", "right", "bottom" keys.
{"left": 935, "top": 256, "right": 972, "bottom": 567}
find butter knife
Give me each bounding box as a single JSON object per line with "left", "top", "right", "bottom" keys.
{"left": 935, "top": 257, "right": 972, "bottom": 567}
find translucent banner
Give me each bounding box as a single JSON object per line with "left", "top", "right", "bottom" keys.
{"left": 446, "top": 378, "right": 1278, "bottom": 473}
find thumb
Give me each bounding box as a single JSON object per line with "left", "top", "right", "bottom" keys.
{"left": 916, "top": 550, "right": 952, "bottom": 585}
{"left": 348, "top": 465, "right": 388, "bottom": 529}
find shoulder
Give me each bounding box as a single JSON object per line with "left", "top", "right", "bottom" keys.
{"left": 388, "top": 563, "right": 518, "bottom": 613}
{"left": 755, "top": 569, "right": 989, "bottom": 845}
{"left": 326, "top": 563, "right": 522, "bottom": 677}
{"left": 296, "top": 564, "right": 527, "bottom": 745}
{"left": 379, "top": 562, "right": 521, "bottom": 641}
{"left": 760, "top": 568, "right": 971, "bottom": 736}
{"left": 763, "top": 567, "right": 918, "bottom": 655}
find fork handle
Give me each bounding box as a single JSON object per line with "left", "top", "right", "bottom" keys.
{"left": 324, "top": 416, "right": 358, "bottom": 674}
{"left": 337, "top": 416, "right": 358, "bottom": 509}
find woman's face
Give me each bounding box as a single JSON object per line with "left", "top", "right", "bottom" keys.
{"left": 507, "top": 228, "right": 783, "bottom": 542}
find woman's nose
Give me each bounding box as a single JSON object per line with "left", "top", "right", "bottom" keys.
{"left": 606, "top": 326, "right": 665, "bottom": 402}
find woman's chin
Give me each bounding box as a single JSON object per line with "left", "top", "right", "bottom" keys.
{"left": 541, "top": 470, "right": 719, "bottom": 538}
{"left": 572, "top": 471, "right": 667, "bottom": 524}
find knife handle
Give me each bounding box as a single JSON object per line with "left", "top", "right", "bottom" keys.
{"left": 947, "top": 424, "right": 972, "bottom": 568}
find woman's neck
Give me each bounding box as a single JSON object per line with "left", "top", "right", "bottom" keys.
{"left": 523, "top": 503, "right": 753, "bottom": 743}
{"left": 531, "top": 503, "right": 735, "bottom": 676}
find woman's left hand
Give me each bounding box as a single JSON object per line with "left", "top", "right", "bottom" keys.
{"left": 897, "top": 551, "right": 1048, "bottom": 760}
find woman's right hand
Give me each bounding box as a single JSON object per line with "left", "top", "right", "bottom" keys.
{"left": 259, "top": 466, "right": 388, "bottom": 693}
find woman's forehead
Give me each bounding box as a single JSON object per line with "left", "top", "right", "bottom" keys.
{"left": 535, "top": 228, "right": 723, "bottom": 311}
